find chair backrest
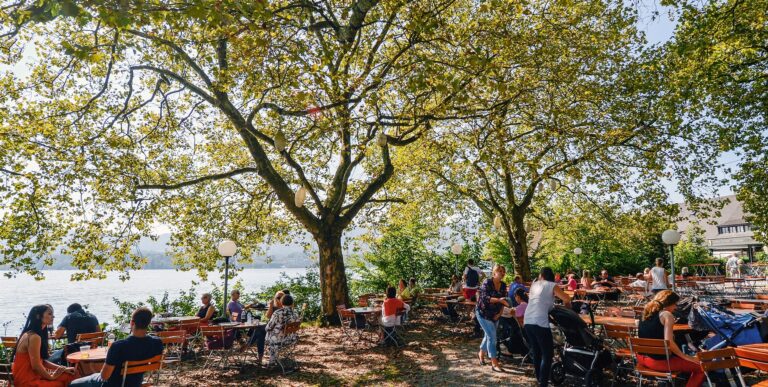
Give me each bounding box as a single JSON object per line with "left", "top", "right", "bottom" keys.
{"left": 0, "top": 361, "right": 12, "bottom": 383}
{"left": 756, "top": 295, "right": 768, "bottom": 301}
{"left": 199, "top": 325, "right": 224, "bottom": 338}
{"left": 603, "top": 323, "right": 633, "bottom": 342}
{"left": 735, "top": 347, "right": 768, "bottom": 372}
{"left": 0, "top": 336, "right": 17, "bottom": 348}
{"left": 629, "top": 337, "right": 673, "bottom": 373}
{"left": 159, "top": 335, "right": 185, "bottom": 346}
{"left": 177, "top": 318, "right": 201, "bottom": 335}
{"left": 358, "top": 295, "right": 369, "bottom": 307}
{"left": 121, "top": 354, "right": 163, "bottom": 387}
{"left": 339, "top": 309, "right": 356, "bottom": 319}
{"left": 76, "top": 332, "right": 105, "bottom": 348}
{"left": 155, "top": 330, "right": 186, "bottom": 338}
{"left": 699, "top": 347, "right": 746, "bottom": 387}
{"left": 437, "top": 298, "right": 448, "bottom": 308}
{"left": 697, "top": 347, "right": 741, "bottom": 372}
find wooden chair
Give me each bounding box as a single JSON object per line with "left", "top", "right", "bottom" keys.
{"left": 0, "top": 361, "right": 12, "bottom": 387}
{"left": 603, "top": 324, "right": 635, "bottom": 386}
{"left": 270, "top": 321, "right": 302, "bottom": 374}
{"left": 628, "top": 337, "right": 678, "bottom": 385}
{"left": 337, "top": 307, "right": 362, "bottom": 345}
{"left": 756, "top": 295, "right": 768, "bottom": 301}
{"left": 199, "top": 325, "right": 235, "bottom": 369}
{"left": 697, "top": 347, "right": 746, "bottom": 387}
{"left": 157, "top": 335, "right": 184, "bottom": 385}
{"left": 120, "top": 354, "right": 163, "bottom": 387}
{"left": 735, "top": 346, "right": 768, "bottom": 386}
{"left": 76, "top": 332, "right": 105, "bottom": 348}
{"left": 0, "top": 337, "right": 16, "bottom": 349}
{"left": 176, "top": 318, "right": 201, "bottom": 357}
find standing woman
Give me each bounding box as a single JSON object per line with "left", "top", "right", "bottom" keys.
{"left": 476, "top": 264, "right": 509, "bottom": 372}
{"left": 12, "top": 305, "right": 77, "bottom": 386}
{"left": 524, "top": 267, "right": 572, "bottom": 387}
{"left": 649, "top": 258, "right": 669, "bottom": 294}
{"left": 638, "top": 290, "right": 704, "bottom": 387}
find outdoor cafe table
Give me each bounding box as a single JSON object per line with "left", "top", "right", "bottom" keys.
{"left": 726, "top": 298, "right": 768, "bottom": 304}
{"left": 151, "top": 316, "right": 199, "bottom": 325}
{"left": 67, "top": 347, "right": 108, "bottom": 375}
{"left": 579, "top": 315, "right": 693, "bottom": 333}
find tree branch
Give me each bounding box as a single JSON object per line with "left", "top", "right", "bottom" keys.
{"left": 136, "top": 167, "right": 258, "bottom": 190}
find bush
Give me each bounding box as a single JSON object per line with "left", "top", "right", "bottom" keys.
{"left": 349, "top": 219, "right": 484, "bottom": 295}
{"left": 256, "top": 267, "right": 321, "bottom": 322}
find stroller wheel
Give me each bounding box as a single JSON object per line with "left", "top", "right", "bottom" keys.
{"left": 550, "top": 361, "right": 566, "bottom": 386}
{"left": 585, "top": 369, "right": 603, "bottom": 387}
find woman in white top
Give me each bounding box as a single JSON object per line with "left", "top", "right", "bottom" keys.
{"left": 523, "top": 267, "right": 571, "bottom": 387}
{"left": 648, "top": 258, "right": 669, "bottom": 294}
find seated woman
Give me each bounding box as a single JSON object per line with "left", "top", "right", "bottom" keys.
{"left": 196, "top": 293, "right": 216, "bottom": 325}
{"left": 265, "top": 294, "right": 301, "bottom": 367}
{"left": 448, "top": 275, "right": 462, "bottom": 293}
{"left": 12, "top": 305, "right": 77, "bottom": 387}
{"left": 397, "top": 279, "right": 411, "bottom": 300}
{"left": 381, "top": 286, "right": 410, "bottom": 345}
{"left": 566, "top": 274, "right": 578, "bottom": 291}
{"left": 638, "top": 290, "right": 704, "bottom": 387}
{"left": 580, "top": 270, "right": 593, "bottom": 290}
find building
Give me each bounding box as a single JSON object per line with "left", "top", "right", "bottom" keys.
{"left": 677, "top": 195, "right": 765, "bottom": 261}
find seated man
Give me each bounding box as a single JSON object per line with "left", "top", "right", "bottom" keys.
{"left": 381, "top": 286, "right": 410, "bottom": 345}
{"left": 227, "top": 289, "right": 244, "bottom": 322}
{"left": 629, "top": 273, "right": 647, "bottom": 288}
{"left": 70, "top": 307, "right": 163, "bottom": 387}
{"left": 507, "top": 275, "right": 528, "bottom": 307}
{"left": 264, "top": 294, "right": 301, "bottom": 367}
{"left": 591, "top": 269, "right": 620, "bottom": 301}
{"left": 50, "top": 303, "right": 101, "bottom": 364}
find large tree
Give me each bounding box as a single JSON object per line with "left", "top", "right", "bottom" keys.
{"left": 404, "top": 0, "right": 679, "bottom": 279}
{"left": 665, "top": 0, "right": 768, "bottom": 242}
{"left": 0, "top": 0, "right": 478, "bottom": 322}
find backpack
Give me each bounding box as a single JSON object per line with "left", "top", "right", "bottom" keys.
{"left": 466, "top": 267, "right": 479, "bottom": 287}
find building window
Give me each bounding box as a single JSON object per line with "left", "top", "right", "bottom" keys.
{"left": 717, "top": 224, "right": 753, "bottom": 234}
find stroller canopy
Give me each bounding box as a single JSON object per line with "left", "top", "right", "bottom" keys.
{"left": 549, "top": 306, "right": 601, "bottom": 349}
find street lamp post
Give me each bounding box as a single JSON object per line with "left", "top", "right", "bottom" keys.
{"left": 661, "top": 230, "right": 681, "bottom": 291}
{"left": 217, "top": 240, "right": 238, "bottom": 316}
{"left": 451, "top": 243, "right": 463, "bottom": 275}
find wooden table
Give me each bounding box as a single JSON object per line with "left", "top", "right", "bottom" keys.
{"left": 151, "top": 316, "right": 199, "bottom": 325}
{"left": 216, "top": 322, "right": 265, "bottom": 330}
{"left": 726, "top": 298, "right": 768, "bottom": 304}
{"left": 579, "top": 315, "right": 693, "bottom": 333}
{"left": 67, "top": 347, "right": 108, "bottom": 376}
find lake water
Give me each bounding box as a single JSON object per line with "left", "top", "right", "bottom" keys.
{"left": 0, "top": 268, "right": 307, "bottom": 336}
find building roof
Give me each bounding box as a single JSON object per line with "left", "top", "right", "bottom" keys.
{"left": 677, "top": 195, "right": 759, "bottom": 249}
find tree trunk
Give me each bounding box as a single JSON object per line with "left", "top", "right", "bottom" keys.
{"left": 316, "top": 231, "right": 351, "bottom": 326}
{"left": 508, "top": 211, "right": 532, "bottom": 281}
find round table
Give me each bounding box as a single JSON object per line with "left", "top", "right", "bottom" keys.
{"left": 67, "top": 347, "right": 108, "bottom": 376}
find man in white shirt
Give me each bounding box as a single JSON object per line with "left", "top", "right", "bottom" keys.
{"left": 726, "top": 255, "right": 740, "bottom": 277}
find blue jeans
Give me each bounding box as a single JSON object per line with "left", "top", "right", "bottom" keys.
{"left": 524, "top": 324, "right": 554, "bottom": 387}
{"left": 477, "top": 314, "right": 499, "bottom": 359}
{"left": 70, "top": 373, "right": 105, "bottom": 387}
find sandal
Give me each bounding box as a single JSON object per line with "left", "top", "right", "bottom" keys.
{"left": 492, "top": 365, "right": 505, "bottom": 373}
{"left": 478, "top": 352, "right": 486, "bottom": 366}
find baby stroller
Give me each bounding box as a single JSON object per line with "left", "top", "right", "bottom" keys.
{"left": 690, "top": 303, "right": 767, "bottom": 350}
{"left": 548, "top": 306, "right": 613, "bottom": 387}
